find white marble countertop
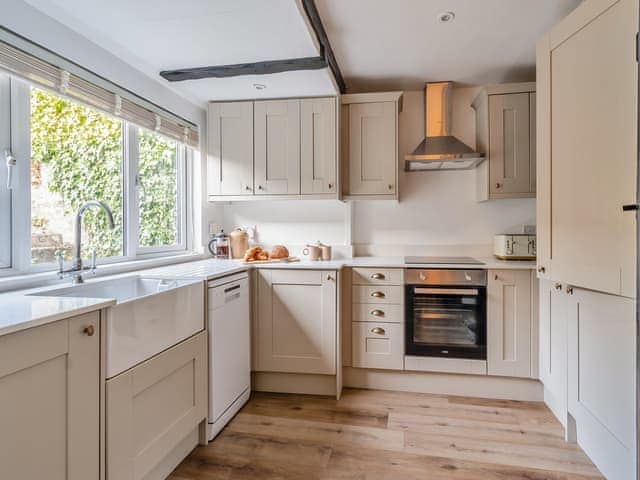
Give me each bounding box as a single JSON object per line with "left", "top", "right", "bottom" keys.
{"left": 0, "top": 294, "right": 115, "bottom": 337}
{"left": 0, "top": 255, "right": 536, "bottom": 338}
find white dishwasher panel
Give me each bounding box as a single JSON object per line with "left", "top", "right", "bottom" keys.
{"left": 207, "top": 272, "right": 250, "bottom": 440}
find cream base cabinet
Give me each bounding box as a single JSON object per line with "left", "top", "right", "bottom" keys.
{"left": 106, "top": 332, "right": 207, "bottom": 480}
{"left": 255, "top": 269, "right": 337, "bottom": 374}
{"left": 341, "top": 92, "right": 401, "bottom": 199}
{"left": 538, "top": 279, "right": 568, "bottom": 428}
{"left": 301, "top": 97, "right": 337, "bottom": 195}
{"left": 567, "top": 287, "right": 636, "bottom": 480}
{"left": 0, "top": 312, "right": 100, "bottom": 480}
{"left": 207, "top": 101, "right": 254, "bottom": 196}
{"left": 254, "top": 100, "right": 300, "bottom": 195}
{"left": 487, "top": 269, "right": 532, "bottom": 378}
{"left": 536, "top": 0, "right": 637, "bottom": 296}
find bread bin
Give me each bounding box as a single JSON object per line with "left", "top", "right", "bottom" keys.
{"left": 229, "top": 228, "right": 249, "bottom": 259}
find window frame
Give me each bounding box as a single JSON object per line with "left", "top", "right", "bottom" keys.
{"left": 0, "top": 76, "right": 192, "bottom": 276}
{"left": 0, "top": 74, "right": 11, "bottom": 268}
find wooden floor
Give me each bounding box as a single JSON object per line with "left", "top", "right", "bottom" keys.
{"left": 169, "top": 388, "right": 603, "bottom": 480}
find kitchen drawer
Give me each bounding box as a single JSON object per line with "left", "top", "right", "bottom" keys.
{"left": 352, "top": 303, "right": 403, "bottom": 323}
{"left": 352, "top": 268, "right": 403, "bottom": 286}
{"left": 352, "top": 285, "right": 402, "bottom": 304}
{"left": 352, "top": 322, "right": 403, "bottom": 370}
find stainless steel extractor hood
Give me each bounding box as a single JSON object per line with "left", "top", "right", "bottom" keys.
{"left": 405, "top": 82, "right": 485, "bottom": 171}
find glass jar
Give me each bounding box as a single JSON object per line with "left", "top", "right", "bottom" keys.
{"left": 208, "top": 230, "right": 230, "bottom": 259}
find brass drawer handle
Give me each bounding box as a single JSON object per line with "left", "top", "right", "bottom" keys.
{"left": 537, "top": 266, "right": 546, "bottom": 273}
{"left": 370, "top": 273, "right": 385, "bottom": 280}
{"left": 371, "top": 309, "right": 385, "bottom": 317}
{"left": 371, "top": 327, "right": 386, "bottom": 335}
{"left": 370, "top": 291, "right": 385, "bottom": 298}
{"left": 566, "top": 286, "right": 574, "bottom": 295}
{"left": 84, "top": 325, "right": 95, "bottom": 337}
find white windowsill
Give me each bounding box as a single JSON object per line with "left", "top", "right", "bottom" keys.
{"left": 0, "top": 251, "right": 207, "bottom": 293}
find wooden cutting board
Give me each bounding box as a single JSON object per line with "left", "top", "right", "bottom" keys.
{"left": 242, "top": 256, "right": 300, "bottom": 265}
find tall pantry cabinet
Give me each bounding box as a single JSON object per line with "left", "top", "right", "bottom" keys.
{"left": 536, "top": 0, "right": 638, "bottom": 478}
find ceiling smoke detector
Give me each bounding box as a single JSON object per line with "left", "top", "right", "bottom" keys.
{"left": 437, "top": 11, "right": 455, "bottom": 23}
{"left": 253, "top": 83, "right": 266, "bottom": 90}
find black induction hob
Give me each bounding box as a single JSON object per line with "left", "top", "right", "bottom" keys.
{"left": 404, "top": 256, "right": 485, "bottom": 265}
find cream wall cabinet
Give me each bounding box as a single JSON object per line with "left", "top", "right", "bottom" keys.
{"left": 0, "top": 312, "right": 100, "bottom": 480}
{"left": 208, "top": 97, "right": 338, "bottom": 201}
{"left": 207, "top": 101, "right": 254, "bottom": 196}
{"left": 566, "top": 286, "right": 636, "bottom": 480}
{"left": 301, "top": 97, "right": 337, "bottom": 195}
{"left": 538, "top": 279, "right": 568, "bottom": 428}
{"left": 487, "top": 269, "right": 533, "bottom": 378}
{"left": 254, "top": 100, "right": 300, "bottom": 195}
{"left": 254, "top": 269, "right": 337, "bottom": 374}
{"left": 106, "top": 332, "right": 207, "bottom": 480}
{"left": 536, "top": 0, "right": 637, "bottom": 297}
{"left": 341, "top": 92, "right": 402, "bottom": 199}
{"left": 473, "top": 83, "right": 536, "bottom": 201}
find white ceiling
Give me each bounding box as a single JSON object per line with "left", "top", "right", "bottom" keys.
{"left": 21, "top": 0, "right": 581, "bottom": 104}
{"left": 316, "top": 0, "right": 582, "bottom": 91}
{"left": 22, "top": 0, "right": 337, "bottom": 103}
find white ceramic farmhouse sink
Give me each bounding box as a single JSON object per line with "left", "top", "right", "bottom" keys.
{"left": 31, "top": 275, "right": 205, "bottom": 378}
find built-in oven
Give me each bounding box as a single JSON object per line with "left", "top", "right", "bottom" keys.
{"left": 405, "top": 269, "right": 487, "bottom": 360}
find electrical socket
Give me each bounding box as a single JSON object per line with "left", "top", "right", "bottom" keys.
{"left": 208, "top": 222, "right": 220, "bottom": 237}
{"left": 523, "top": 224, "right": 536, "bottom": 234}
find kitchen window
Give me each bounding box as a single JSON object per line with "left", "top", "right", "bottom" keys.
{"left": 0, "top": 72, "right": 193, "bottom": 274}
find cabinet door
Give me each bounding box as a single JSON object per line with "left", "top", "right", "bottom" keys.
{"left": 255, "top": 269, "right": 336, "bottom": 374}
{"left": 539, "top": 0, "right": 637, "bottom": 296}
{"left": 347, "top": 102, "right": 396, "bottom": 195}
{"left": 301, "top": 97, "right": 337, "bottom": 195}
{"left": 207, "top": 102, "right": 254, "bottom": 196}
{"left": 254, "top": 100, "right": 300, "bottom": 195}
{"left": 538, "top": 279, "right": 568, "bottom": 427}
{"left": 488, "top": 93, "right": 532, "bottom": 196}
{"left": 567, "top": 287, "right": 635, "bottom": 480}
{"left": 0, "top": 313, "right": 100, "bottom": 480}
{"left": 107, "top": 332, "right": 207, "bottom": 480}
{"left": 487, "top": 269, "right": 532, "bottom": 378}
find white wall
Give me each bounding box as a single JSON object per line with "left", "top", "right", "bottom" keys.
{"left": 353, "top": 89, "right": 535, "bottom": 256}
{"left": 2, "top": 0, "right": 218, "bottom": 250}
{"left": 217, "top": 88, "right": 535, "bottom": 256}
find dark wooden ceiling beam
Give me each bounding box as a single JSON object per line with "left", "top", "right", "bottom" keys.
{"left": 160, "top": 56, "right": 327, "bottom": 82}
{"left": 301, "top": 0, "right": 346, "bottom": 93}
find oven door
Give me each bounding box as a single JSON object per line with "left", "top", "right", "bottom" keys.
{"left": 405, "top": 285, "right": 486, "bottom": 359}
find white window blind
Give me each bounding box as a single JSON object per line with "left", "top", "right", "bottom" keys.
{"left": 0, "top": 41, "right": 199, "bottom": 147}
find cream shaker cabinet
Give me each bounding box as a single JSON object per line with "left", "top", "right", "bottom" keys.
{"left": 538, "top": 279, "right": 568, "bottom": 428}
{"left": 106, "top": 331, "right": 207, "bottom": 480}
{"left": 566, "top": 286, "right": 636, "bottom": 480}
{"left": 254, "top": 269, "right": 337, "bottom": 374}
{"left": 301, "top": 97, "right": 337, "bottom": 195}
{"left": 341, "top": 92, "right": 402, "bottom": 199}
{"left": 473, "top": 83, "right": 536, "bottom": 201}
{"left": 536, "top": 0, "right": 637, "bottom": 297}
{"left": 254, "top": 99, "right": 301, "bottom": 195}
{"left": 486, "top": 269, "right": 533, "bottom": 378}
{"left": 0, "top": 312, "right": 100, "bottom": 480}
{"left": 207, "top": 101, "right": 254, "bottom": 196}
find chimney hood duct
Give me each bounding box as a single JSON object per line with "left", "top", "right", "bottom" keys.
{"left": 405, "top": 82, "right": 485, "bottom": 171}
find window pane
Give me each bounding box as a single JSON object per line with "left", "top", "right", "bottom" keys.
{"left": 0, "top": 75, "right": 11, "bottom": 268}
{"left": 30, "top": 87, "right": 123, "bottom": 264}
{"left": 138, "top": 128, "right": 179, "bottom": 248}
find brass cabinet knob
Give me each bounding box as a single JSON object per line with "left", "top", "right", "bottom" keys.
{"left": 83, "top": 325, "right": 95, "bottom": 337}
{"left": 537, "top": 266, "right": 546, "bottom": 273}
{"left": 370, "top": 291, "right": 385, "bottom": 298}
{"left": 554, "top": 283, "right": 562, "bottom": 291}
{"left": 328, "top": 183, "right": 333, "bottom": 189}
{"left": 566, "top": 286, "right": 574, "bottom": 295}
{"left": 371, "top": 273, "right": 385, "bottom": 280}
{"left": 388, "top": 184, "right": 394, "bottom": 190}
{"left": 496, "top": 182, "right": 502, "bottom": 188}
{"left": 257, "top": 185, "right": 264, "bottom": 190}
{"left": 245, "top": 185, "right": 252, "bottom": 191}
{"left": 371, "top": 309, "right": 385, "bottom": 317}
{"left": 494, "top": 274, "right": 499, "bottom": 281}
{"left": 371, "top": 327, "right": 386, "bottom": 335}
{"left": 326, "top": 274, "right": 333, "bottom": 281}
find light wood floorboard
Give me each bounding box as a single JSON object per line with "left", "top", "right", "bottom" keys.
{"left": 169, "top": 388, "right": 603, "bottom": 479}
